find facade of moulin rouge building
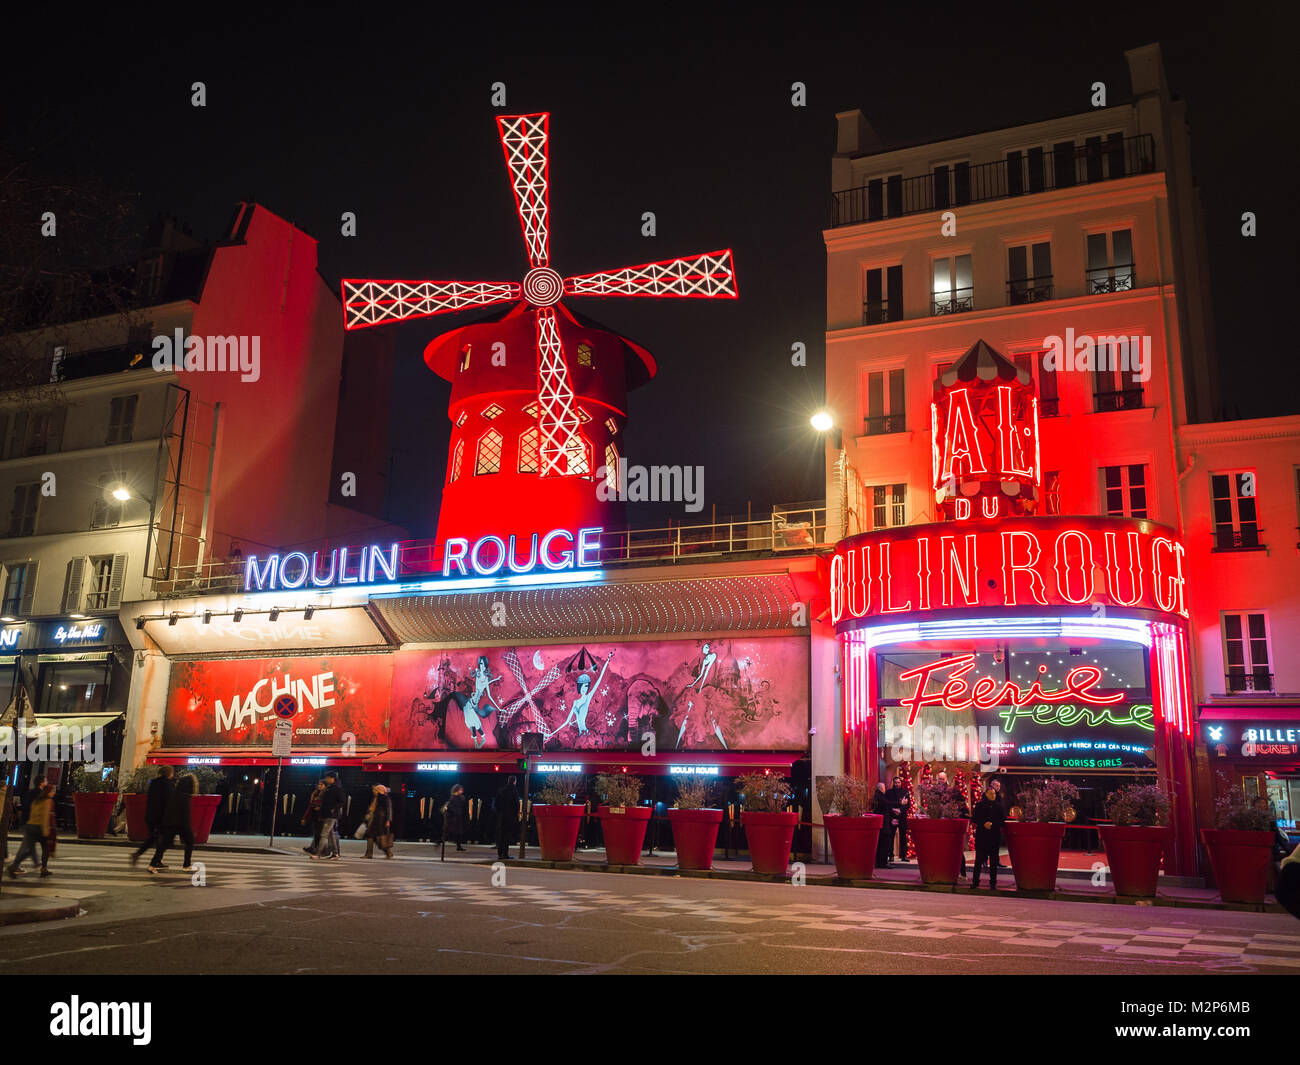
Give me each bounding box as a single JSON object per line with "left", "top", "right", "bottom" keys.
{"left": 818, "top": 43, "right": 1300, "bottom": 874}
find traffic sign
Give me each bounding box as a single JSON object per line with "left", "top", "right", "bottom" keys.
{"left": 273, "top": 694, "right": 298, "bottom": 719}
{"left": 272, "top": 719, "right": 293, "bottom": 758}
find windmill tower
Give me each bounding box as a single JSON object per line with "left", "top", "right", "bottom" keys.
{"left": 342, "top": 113, "right": 737, "bottom": 549}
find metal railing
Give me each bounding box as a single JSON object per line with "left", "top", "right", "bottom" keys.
{"left": 861, "top": 299, "right": 898, "bottom": 326}
{"left": 1093, "top": 387, "right": 1144, "bottom": 413}
{"left": 1086, "top": 266, "right": 1136, "bottom": 295}
{"left": 831, "top": 134, "right": 1156, "bottom": 227}
{"left": 932, "top": 288, "right": 974, "bottom": 316}
{"left": 862, "top": 414, "right": 906, "bottom": 436}
{"left": 1214, "top": 527, "right": 1264, "bottom": 551}
{"left": 149, "top": 506, "right": 833, "bottom": 596}
{"left": 1226, "top": 671, "right": 1274, "bottom": 694}
{"left": 1008, "top": 277, "right": 1054, "bottom": 305}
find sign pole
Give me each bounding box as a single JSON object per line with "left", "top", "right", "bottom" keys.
{"left": 518, "top": 757, "right": 530, "bottom": 861}
{"left": 268, "top": 757, "right": 283, "bottom": 847}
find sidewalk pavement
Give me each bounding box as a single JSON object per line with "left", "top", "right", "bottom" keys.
{"left": 39, "top": 831, "right": 1286, "bottom": 914}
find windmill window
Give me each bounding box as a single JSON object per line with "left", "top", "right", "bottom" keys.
{"left": 449, "top": 439, "right": 464, "bottom": 482}
{"left": 605, "top": 417, "right": 618, "bottom": 436}
{"left": 576, "top": 341, "right": 594, "bottom": 367}
{"left": 481, "top": 403, "right": 504, "bottom": 420}
{"left": 475, "top": 429, "right": 503, "bottom": 475}
{"left": 459, "top": 345, "right": 472, "bottom": 372}
{"left": 604, "top": 442, "right": 619, "bottom": 490}
{"left": 518, "top": 427, "right": 540, "bottom": 474}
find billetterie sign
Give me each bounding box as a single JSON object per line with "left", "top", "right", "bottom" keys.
{"left": 243, "top": 527, "right": 602, "bottom": 591}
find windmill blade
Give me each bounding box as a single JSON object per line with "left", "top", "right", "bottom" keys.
{"left": 564, "top": 249, "right": 737, "bottom": 299}
{"left": 496, "top": 113, "right": 551, "bottom": 268}
{"left": 341, "top": 279, "right": 520, "bottom": 330}
{"left": 505, "top": 663, "right": 563, "bottom": 713}
{"left": 535, "top": 307, "right": 587, "bottom": 477}
{"left": 503, "top": 648, "right": 527, "bottom": 687}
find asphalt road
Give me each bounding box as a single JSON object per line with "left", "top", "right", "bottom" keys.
{"left": 2, "top": 841, "right": 1297, "bottom": 975}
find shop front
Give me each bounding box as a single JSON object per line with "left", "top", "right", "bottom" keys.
{"left": 1197, "top": 707, "right": 1300, "bottom": 848}
{"left": 831, "top": 514, "right": 1197, "bottom": 873}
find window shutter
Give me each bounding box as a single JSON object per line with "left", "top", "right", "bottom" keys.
{"left": 46, "top": 406, "right": 68, "bottom": 454}
{"left": 61, "top": 557, "right": 87, "bottom": 613}
{"left": 7, "top": 412, "right": 26, "bottom": 459}
{"left": 106, "top": 553, "right": 128, "bottom": 609}
{"left": 18, "top": 561, "right": 37, "bottom": 615}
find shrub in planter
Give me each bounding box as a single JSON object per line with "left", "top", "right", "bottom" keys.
{"left": 71, "top": 764, "right": 120, "bottom": 839}
{"left": 533, "top": 772, "right": 585, "bottom": 862}
{"left": 911, "top": 779, "right": 967, "bottom": 885}
{"left": 594, "top": 773, "right": 651, "bottom": 865}
{"left": 822, "top": 775, "right": 883, "bottom": 880}
{"left": 738, "top": 772, "right": 796, "bottom": 875}
{"left": 121, "top": 766, "right": 162, "bottom": 842}
{"left": 1003, "top": 777, "right": 1079, "bottom": 892}
{"left": 1099, "top": 784, "right": 1170, "bottom": 897}
{"left": 668, "top": 774, "right": 723, "bottom": 871}
{"left": 187, "top": 766, "right": 226, "bottom": 844}
{"left": 1202, "top": 787, "right": 1274, "bottom": 904}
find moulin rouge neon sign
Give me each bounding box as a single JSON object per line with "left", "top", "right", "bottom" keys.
{"left": 830, "top": 516, "right": 1187, "bottom": 625}
{"left": 895, "top": 653, "right": 1125, "bottom": 727}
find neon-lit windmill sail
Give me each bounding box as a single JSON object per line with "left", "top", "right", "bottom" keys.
{"left": 342, "top": 279, "right": 521, "bottom": 329}
{"left": 565, "top": 250, "right": 738, "bottom": 299}
{"left": 496, "top": 113, "right": 551, "bottom": 268}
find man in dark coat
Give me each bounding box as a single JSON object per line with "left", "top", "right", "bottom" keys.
{"left": 871, "top": 782, "right": 894, "bottom": 868}
{"left": 150, "top": 773, "right": 196, "bottom": 873}
{"left": 363, "top": 784, "right": 394, "bottom": 858}
{"left": 971, "top": 784, "right": 1006, "bottom": 889}
{"left": 131, "top": 765, "right": 175, "bottom": 867}
{"left": 444, "top": 784, "right": 469, "bottom": 852}
{"left": 496, "top": 777, "right": 520, "bottom": 860}
{"left": 310, "top": 771, "right": 345, "bottom": 860}
{"left": 883, "top": 776, "right": 910, "bottom": 861}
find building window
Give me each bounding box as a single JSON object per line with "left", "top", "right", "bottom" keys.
{"left": 1093, "top": 344, "right": 1144, "bottom": 412}
{"left": 1222, "top": 612, "right": 1272, "bottom": 693}
{"left": 518, "top": 427, "right": 540, "bottom": 474}
{"left": 106, "top": 394, "right": 138, "bottom": 445}
{"left": 1005, "top": 147, "right": 1047, "bottom": 196}
{"left": 931, "top": 160, "right": 971, "bottom": 210}
{"left": 6, "top": 407, "right": 66, "bottom": 458}
{"left": 932, "top": 254, "right": 973, "bottom": 315}
{"left": 870, "top": 484, "right": 906, "bottom": 529}
{"left": 576, "top": 407, "right": 592, "bottom": 424}
{"left": 1012, "top": 350, "right": 1060, "bottom": 417}
{"left": 523, "top": 402, "right": 539, "bottom": 419}
{"left": 1100, "top": 464, "right": 1148, "bottom": 518}
{"left": 863, "top": 369, "right": 905, "bottom": 435}
{"left": 1086, "top": 229, "right": 1135, "bottom": 294}
{"left": 1043, "top": 471, "right": 1062, "bottom": 515}
{"left": 7, "top": 483, "right": 40, "bottom": 537}
{"left": 1007, "top": 242, "right": 1053, "bottom": 304}
{"left": 863, "top": 172, "right": 904, "bottom": 220}
{"left": 475, "top": 429, "right": 503, "bottom": 475}
{"left": 863, "top": 265, "right": 903, "bottom": 325}
{"left": 576, "top": 342, "right": 594, "bottom": 368}
{"left": 481, "top": 403, "right": 504, "bottom": 420}
{"left": 448, "top": 439, "right": 464, "bottom": 483}
{"left": 605, "top": 417, "right": 618, "bottom": 436}
{"left": 90, "top": 475, "right": 123, "bottom": 530}
{"left": 85, "top": 556, "right": 116, "bottom": 611}
{"left": 1, "top": 562, "right": 34, "bottom": 616}
{"left": 1212, "top": 472, "right": 1261, "bottom": 550}
{"left": 604, "top": 443, "right": 619, "bottom": 491}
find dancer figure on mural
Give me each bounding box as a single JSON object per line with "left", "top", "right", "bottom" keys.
{"left": 455, "top": 655, "right": 503, "bottom": 750}
{"left": 687, "top": 642, "right": 719, "bottom": 691}
{"left": 544, "top": 652, "right": 615, "bottom": 738}
{"left": 675, "top": 688, "right": 729, "bottom": 749}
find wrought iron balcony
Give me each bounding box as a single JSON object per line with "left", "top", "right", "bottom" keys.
{"left": 1008, "top": 277, "right": 1054, "bottom": 305}
{"left": 1214, "top": 527, "right": 1264, "bottom": 551}
{"left": 1086, "top": 266, "right": 1136, "bottom": 295}
{"left": 1093, "top": 387, "right": 1144, "bottom": 413}
{"left": 1226, "top": 670, "right": 1274, "bottom": 694}
{"left": 863, "top": 414, "right": 906, "bottom": 436}
{"left": 1039, "top": 397, "right": 1061, "bottom": 417}
{"left": 861, "top": 299, "right": 898, "bottom": 326}
{"left": 831, "top": 134, "right": 1156, "bottom": 227}
{"left": 932, "top": 288, "right": 974, "bottom": 316}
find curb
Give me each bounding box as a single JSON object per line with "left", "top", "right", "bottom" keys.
{"left": 0, "top": 897, "right": 81, "bottom": 927}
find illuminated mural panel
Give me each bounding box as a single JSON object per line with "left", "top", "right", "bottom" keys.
{"left": 389, "top": 636, "right": 809, "bottom": 753}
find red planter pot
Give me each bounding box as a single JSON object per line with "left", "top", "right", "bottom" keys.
{"left": 824, "top": 813, "right": 884, "bottom": 880}
{"left": 1098, "top": 825, "right": 1169, "bottom": 897}
{"left": 598, "top": 805, "right": 652, "bottom": 865}
{"left": 73, "top": 793, "right": 119, "bottom": 839}
{"left": 910, "top": 818, "right": 967, "bottom": 885}
{"left": 533, "top": 804, "right": 585, "bottom": 862}
{"left": 741, "top": 810, "right": 798, "bottom": 875}
{"left": 1004, "top": 821, "right": 1066, "bottom": 891}
{"left": 191, "top": 795, "right": 221, "bottom": 845}
{"left": 125, "top": 794, "right": 150, "bottom": 842}
{"left": 1202, "top": 828, "right": 1274, "bottom": 904}
{"left": 667, "top": 808, "right": 724, "bottom": 870}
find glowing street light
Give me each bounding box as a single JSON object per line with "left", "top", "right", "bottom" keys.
{"left": 810, "top": 410, "right": 834, "bottom": 433}
{"left": 111, "top": 487, "right": 131, "bottom": 501}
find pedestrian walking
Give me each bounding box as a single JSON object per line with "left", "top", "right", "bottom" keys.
{"left": 871, "top": 781, "right": 894, "bottom": 868}
{"left": 130, "top": 766, "right": 175, "bottom": 867}
{"left": 301, "top": 780, "right": 325, "bottom": 854}
{"left": 149, "top": 773, "right": 198, "bottom": 874}
{"left": 971, "top": 784, "right": 1006, "bottom": 890}
{"left": 363, "top": 784, "right": 394, "bottom": 858}
{"left": 496, "top": 776, "right": 520, "bottom": 860}
{"left": 7, "top": 780, "right": 55, "bottom": 878}
{"left": 444, "top": 784, "right": 468, "bottom": 852}
{"left": 1277, "top": 843, "right": 1300, "bottom": 922}
{"left": 309, "top": 771, "right": 345, "bottom": 860}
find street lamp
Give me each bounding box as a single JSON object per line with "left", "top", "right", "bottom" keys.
{"left": 810, "top": 410, "right": 834, "bottom": 433}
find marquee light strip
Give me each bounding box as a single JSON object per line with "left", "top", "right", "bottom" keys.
{"left": 341, "top": 279, "right": 521, "bottom": 329}
{"left": 565, "top": 250, "right": 738, "bottom": 299}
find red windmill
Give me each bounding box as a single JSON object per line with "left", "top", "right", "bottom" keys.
{"left": 342, "top": 113, "right": 737, "bottom": 550}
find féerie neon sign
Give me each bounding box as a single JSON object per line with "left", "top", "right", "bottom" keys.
{"left": 895, "top": 653, "right": 1125, "bottom": 727}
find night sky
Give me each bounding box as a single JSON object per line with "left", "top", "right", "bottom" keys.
{"left": 7, "top": 3, "right": 1293, "bottom": 538}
